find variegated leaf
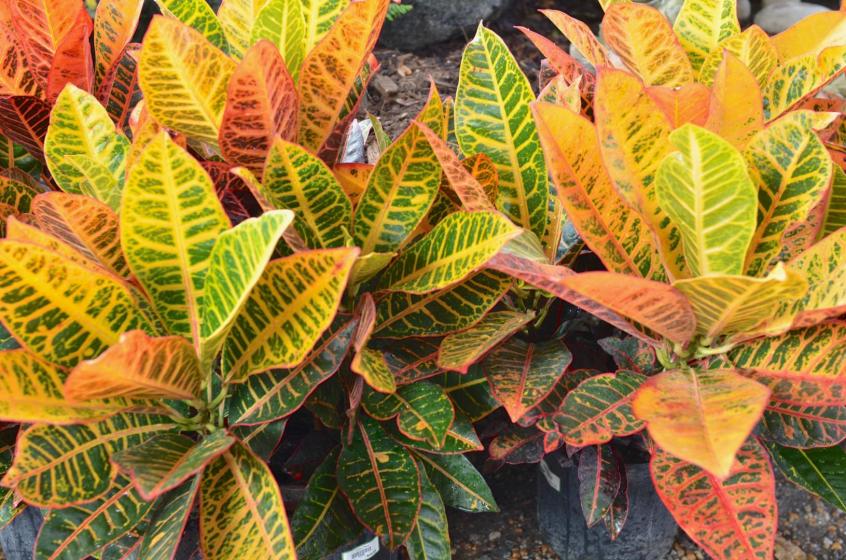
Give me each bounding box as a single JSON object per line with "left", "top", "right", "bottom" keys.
{"left": 337, "top": 416, "right": 420, "bottom": 549}
{"left": 761, "top": 402, "right": 846, "bottom": 448}
{"left": 1, "top": 413, "right": 174, "bottom": 506}
{"left": 301, "top": 0, "right": 347, "bottom": 54}
{"left": 220, "top": 40, "right": 298, "bottom": 173}
{"left": 251, "top": 0, "right": 306, "bottom": 80}
{"left": 633, "top": 368, "right": 770, "bottom": 478}
{"left": 138, "top": 16, "right": 235, "bottom": 144}
{"left": 137, "top": 477, "right": 200, "bottom": 560}
{"left": 437, "top": 310, "right": 534, "bottom": 374}
{"left": 436, "top": 366, "right": 500, "bottom": 422}
{"left": 353, "top": 123, "right": 440, "bottom": 254}
{"left": 93, "top": 0, "right": 143, "bottom": 88}
{"left": 672, "top": 0, "right": 740, "bottom": 71}
{"left": 455, "top": 25, "right": 548, "bottom": 238}
{"left": 114, "top": 431, "right": 234, "bottom": 499}
{"left": 378, "top": 211, "right": 520, "bottom": 293}
{"left": 200, "top": 442, "right": 296, "bottom": 559}
{"left": 602, "top": 3, "right": 694, "bottom": 86}
{"left": 223, "top": 248, "right": 358, "bottom": 380}
{"left": 486, "top": 338, "right": 572, "bottom": 422}
{"left": 673, "top": 265, "right": 808, "bottom": 339}
{"left": 578, "top": 445, "right": 622, "bottom": 527}
{"left": 260, "top": 139, "right": 351, "bottom": 249}
{"left": 362, "top": 381, "right": 455, "bottom": 447}
{"left": 699, "top": 25, "right": 778, "bottom": 88}
{"left": 199, "top": 210, "right": 294, "bottom": 367}
{"left": 217, "top": 0, "right": 265, "bottom": 57}
{"left": 374, "top": 271, "right": 509, "bottom": 338}
{"left": 97, "top": 44, "right": 142, "bottom": 131}
{"left": 656, "top": 124, "right": 757, "bottom": 276}
{"left": 555, "top": 370, "right": 645, "bottom": 446}
{"left": 228, "top": 316, "right": 356, "bottom": 424}
{"left": 651, "top": 439, "right": 776, "bottom": 560}
{"left": 45, "top": 85, "right": 129, "bottom": 209}
{"left": 297, "top": 0, "right": 388, "bottom": 153}
{"left": 154, "top": 0, "right": 228, "bottom": 51}
{"left": 407, "top": 460, "right": 451, "bottom": 560}
{"left": 35, "top": 476, "right": 153, "bottom": 560}
{"left": 122, "top": 132, "right": 230, "bottom": 343}
{"left": 533, "top": 101, "right": 665, "bottom": 280}
{"left": 64, "top": 330, "right": 203, "bottom": 401}
{"left": 744, "top": 111, "right": 834, "bottom": 276}
{"left": 0, "top": 240, "right": 156, "bottom": 368}
{"left": 415, "top": 451, "right": 498, "bottom": 513}
{"left": 352, "top": 346, "right": 397, "bottom": 394}
{"left": 0, "top": 96, "right": 50, "bottom": 160}
{"left": 541, "top": 9, "right": 610, "bottom": 68}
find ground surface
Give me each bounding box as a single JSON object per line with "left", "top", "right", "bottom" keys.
{"left": 366, "top": 5, "right": 846, "bottom": 560}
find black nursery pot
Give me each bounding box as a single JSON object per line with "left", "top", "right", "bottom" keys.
{"left": 537, "top": 451, "right": 678, "bottom": 560}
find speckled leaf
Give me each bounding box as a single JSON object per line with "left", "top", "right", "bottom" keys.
{"left": 455, "top": 25, "right": 548, "bottom": 238}
{"left": 389, "top": 411, "right": 482, "bottom": 455}
{"left": 114, "top": 431, "right": 234, "bottom": 499}
{"left": 673, "top": 0, "right": 739, "bottom": 71}
{"left": 352, "top": 347, "right": 397, "bottom": 394}
{"left": 337, "top": 416, "right": 420, "bottom": 549}
{"left": 760, "top": 402, "right": 846, "bottom": 448}
{"left": 0, "top": 240, "right": 156, "bottom": 368}
{"left": 93, "top": 0, "right": 143, "bottom": 88}
{"left": 555, "top": 370, "right": 645, "bottom": 446}
{"left": 1, "top": 413, "right": 174, "bottom": 506}
{"left": 363, "top": 382, "right": 455, "bottom": 447}
{"left": 633, "top": 368, "right": 770, "bottom": 478}
{"left": 260, "top": 139, "right": 352, "bottom": 248}
{"left": 223, "top": 248, "right": 358, "bottom": 380}
{"left": 651, "top": 439, "right": 776, "bottom": 560}
{"left": 415, "top": 451, "right": 498, "bottom": 513}
{"left": 121, "top": 132, "right": 230, "bottom": 343}
{"left": 138, "top": 16, "right": 235, "bottom": 144}
{"left": 200, "top": 443, "right": 296, "bottom": 559}
{"left": 602, "top": 3, "right": 694, "bottom": 86}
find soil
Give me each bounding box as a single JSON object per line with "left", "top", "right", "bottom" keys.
{"left": 365, "top": 4, "right": 846, "bottom": 559}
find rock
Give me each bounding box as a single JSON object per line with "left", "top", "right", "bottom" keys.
{"left": 489, "top": 530, "right": 502, "bottom": 541}
{"left": 738, "top": 0, "right": 752, "bottom": 21}
{"left": 379, "top": 0, "right": 515, "bottom": 50}
{"left": 775, "top": 536, "right": 809, "bottom": 560}
{"left": 754, "top": 0, "right": 830, "bottom": 35}
{"left": 637, "top": 0, "right": 684, "bottom": 22}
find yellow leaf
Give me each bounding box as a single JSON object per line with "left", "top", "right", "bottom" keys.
{"left": 699, "top": 25, "right": 779, "bottom": 88}
{"left": 704, "top": 52, "right": 764, "bottom": 148}
{"left": 673, "top": 0, "right": 740, "bottom": 71}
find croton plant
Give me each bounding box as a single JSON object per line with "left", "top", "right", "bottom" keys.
{"left": 0, "top": 0, "right": 844, "bottom": 559}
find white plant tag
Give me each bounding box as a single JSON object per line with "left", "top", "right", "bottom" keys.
{"left": 341, "top": 536, "right": 380, "bottom": 560}
{"left": 540, "top": 457, "right": 561, "bottom": 492}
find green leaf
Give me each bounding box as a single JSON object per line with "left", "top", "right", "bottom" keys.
{"left": 0, "top": 240, "right": 157, "bottom": 368}
{"left": 138, "top": 477, "right": 200, "bottom": 560}
{"left": 113, "top": 431, "right": 235, "bottom": 499}
{"left": 406, "top": 460, "right": 451, "bottom": 560}
{"left": 353, "top": 124, "right": 441, "bottom": 254}
{"left": 822, "top": 166, "right": 846, "bottom": 237}
{"left": 121, "top": 132, "right": 230, "bottom": 343}
{"left": 337, "top": 416, "right": 420, "bottom": 549}
{"left": 199, "top": 210, "right": 294, "bottom": 367}
{"left": 435, "top": 365, "right": 501, "bottom": 422}
{"left": 744, "top": 111, "right": 834, "bottom": 276}
{"left": 486, "top": 338, "right": 572, "bottom": 422}
{"left": 44, "top": 85, "right": 129, "bottom": 210}
{"left": 228, "top": 316, "right": 356, "bottom": 424}
{"left": 153, "top": 0, "right": 229, "bottom": 51}
{"left": 260, "top": 139, "right": 352, "bottom": 249}
{"left": 437, "top": 310, "right": 534, "bottom": 373}
{"left": 200, "top": 443, "right": 296, "bottom": 559}
{"left": 2, "top": 413, "right": 174, "bottom": 507}
{"left": 378, "top": 211, "right": 520, "bottom": 293}
{"left": 300, "top": 0, "right": 346, "bottom": 54}
{"left": 362, "top": 382, "right": 455, "bottom": 448}
{"left": 251, "top": 0, "right": 306, "bottom": 80}
{"left": 577, "top": 445, "right": 622, "bottom": 527}
{"left": 656, "top": 123, "right": 757, "bottom": 276}
{"left": 222, "top": 247, "right": 358, "bottom": 381}
{"left": 374, "top": 271, "right": 510, "bottom": 338}
{"left": 555, "top": 371, "right": 646, "bottom": 446}
{"left": 292, "top": 448, "right": 360, "bottom": 560}
{"left": 388, "top": 411, "right": 483, "bottom": 454}
{"left": 35, "top": 476, "right": 153, "bottom": 560}
{"left": 765, "top": 442, "right": 846, "bottom": 512}
{"left": 673, "top": 0, "right": 740, "bottom": 72}
{"left": 379, "top": 337, "right": 442, "bottom": 385}
{"left": 415, "top": 451, "right": 498, "bottom": 513}
{"left": 231, "top": 419, "right": 287, "bottom": 461}
{"left": 455, "top": 25, "right": 548, "bottom": 238}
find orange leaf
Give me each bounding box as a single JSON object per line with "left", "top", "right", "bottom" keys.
{"left": 93, "top": 0, "right": 144, "bottom": 88}
{"left": 541, "top": 9, "right": 610, "bottom": 68}
{"left": 602, "top": 3, "right": 694, "bottom": 87}
{"left": 219, "top": 40, "right": 298, "bottom": 175}
{"left": 651, "top": 438, "right": 776, "bottom": 560}
{"left": 297, "top": 0, "right": 389, "bottom": 153}
{"left": 646, "top": 83, "right": 711, "bottom": 128}
{"left": 705, "top": 51, "right": 764, "bottom": 148}
{"left": 333, "top": 162, "right": 372, "bottom": 206}
{"left": 487, "top": 253, "right": 696, "bottom": 346}
{"left": 45, "top": 8, "right": 94, "bottom": 102}
{"left": 8, "top": 0, "right": 83, "bottom": 87}
{"left": 0, "top": 96, "right": 50, "bottom": 161}
{"left": 533, "top": 101, "right": 665, "bottom": 280}
{"left": 516, "top": 25, "right": 596, "bottom": 95}
{"left": 633, "top": 368, "right": 770, "bottom": 478}
{"left": 0, "top": 2, "right": 41, "bottom": 96}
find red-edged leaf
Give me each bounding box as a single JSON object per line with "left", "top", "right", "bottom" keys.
{"left": 220, "top": 40, "right": 298, "bottom": 174}
{"left": 488, "top": 426, "right": 545, "bottom": 465}
{"left": 516, "top": 26, "right": 595, "bottom": 93}
{"left": 555, "top": 370, "right": 646, "bottom": 446}
{"left": 577, "top": 445, "right": 622, "bottom": 527}
{"left": 0, "top": 95, "right": 50, "bottom": 160}
{"left": 760, "top": 402, "right": 846, "bottom": 448}
{"left": 651, "top": 439, "right": 776, "bottom": 560}
{"left": 0, "top": 2, "right": 41, "bottom": 96}
{"left": 45, "top": 8, "right": 93, "bottom": 102}
{"left": 202, "top": 162, "right": 262, "bottom": 225}
{"left": 487, "top": 253, "right": 696, "bottom": 346}
{"left": 485, "top": 338, "right": 572, "bottom": 422}
{"left": 96, "top": 44, "right": 141, "bottom": 131}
